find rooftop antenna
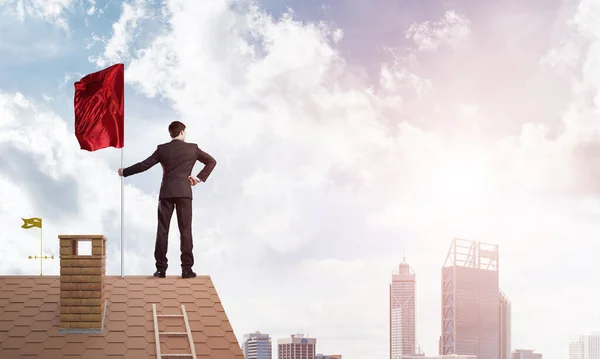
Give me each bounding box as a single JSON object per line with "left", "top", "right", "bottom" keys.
{"left": 402, "top": 247, "right": 406, "bottom": 262}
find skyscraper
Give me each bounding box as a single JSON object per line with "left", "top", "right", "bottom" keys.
{"left": 243, "top": 331, "right": 272, "bottom": 359}
{"left": 511, "top": 349, "right": 542, "bottom": 359}
{"left": 390, "top": 257, "right": 417, "bottom": 359}
{"left": 277, "top": 334, "right": 316, "bottom": 359}
{"left": 569, "top": 333, "right": 600, "bottom": 359}
{"left": 499, "top": 291, "right": 511, "bottom": 359}
{"left": 440, "top": 238, "right": 502, "bottom": 359}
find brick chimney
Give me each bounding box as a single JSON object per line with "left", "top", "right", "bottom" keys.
{"left": 59, "top": 235, "right": 106, "bottom": 330}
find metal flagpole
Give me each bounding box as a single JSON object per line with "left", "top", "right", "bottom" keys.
{"left": 120, "top": 64, "right": 125, "bottom": 278}
{"left": 39, "top": 224, "right": 42, "bottom": 276}
{"left": 121, "top": 148, "right": 124, "bottom": 278}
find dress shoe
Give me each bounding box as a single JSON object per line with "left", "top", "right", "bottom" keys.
{"left": 153, "top": 270, "right": 166, "bottom": 278}
{"left": 181, "top": 270, "right": 196, "bottom": 279}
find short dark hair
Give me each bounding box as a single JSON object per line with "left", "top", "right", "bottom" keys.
{"left": 168, "top": 121, "right": 186, "bottom": 138}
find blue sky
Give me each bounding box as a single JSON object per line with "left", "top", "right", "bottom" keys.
{"left": 1, "top": 0, "right": 600, "bottom": 358}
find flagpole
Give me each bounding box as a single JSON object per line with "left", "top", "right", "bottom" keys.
{"left": 121, "top": 148, "right": 124, "bottom": 278}
{"left": 40, "top": 225, "right": 42, "bottom": 276}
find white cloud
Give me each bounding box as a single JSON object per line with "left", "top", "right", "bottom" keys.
{"left": 406, "top": 10, "right": 471, "bottom": 52}
{"left": 90, "top": 0, "right": 154, "bottom": 67}
{"left": 87, "top": 0, "right": 96, "bottom": 15}
{"left": 0, "top": 0, "right": 74, "bottom": 31}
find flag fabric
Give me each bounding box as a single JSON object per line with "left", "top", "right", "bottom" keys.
{"left": 74, "top": 63, "right": 124, "bottom": 151}
{"left": 21, "top": 217, "right": 42, "bottom": 229}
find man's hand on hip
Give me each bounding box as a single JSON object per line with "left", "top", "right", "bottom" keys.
{"left": 188, "top": 176, "right": 200, "bottom": 186}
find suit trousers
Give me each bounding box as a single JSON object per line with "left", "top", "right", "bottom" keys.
{"left": 154, "top": 197, "right": 194, "bottom": 272}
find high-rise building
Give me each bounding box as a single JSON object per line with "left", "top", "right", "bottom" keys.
{"left": 499, "top": 291, "right": 511, "bottom": 359}
{"left": 511, "top": 349, "right": 542, "bottom": 359}
{"left": 277, "top": 334, "right": 316, "bottom": 359}
{"left": 569, "top": 333, "right": 600, "bottom": 359}
{"left": 390, "top": 257, "right": 418, "bottom": 359}
{"left": 243, "top": 331, "right": 272, "bottom": 359}
{"left": 440, "top": 238, "right": 502, "bottom": 359}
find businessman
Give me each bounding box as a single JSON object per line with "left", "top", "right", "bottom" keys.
{"left": 118, "top": 121, "right": 216, "bottom": 279}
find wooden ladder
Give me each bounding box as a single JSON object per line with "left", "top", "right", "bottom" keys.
{"left": 152, "top": 304, "right": 198, "bottom": 359}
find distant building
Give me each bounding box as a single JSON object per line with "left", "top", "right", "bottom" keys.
{"left": 277, "top": 334, "right": 316, "bottom": 359}
{"left": 243, "top": 331, "right": 272, "bottom": 359}
{"left": 438, "top": 356, "right": 477, "bottom": 359}
{"left": 569, "top": 333, "right": 600, "bottom": 359}
{"left": 390, "top": 257, "right": 419, "bottom": 359}
{"left": 511, "top": 349, "right": 542, "bottom": 359}
{"left": 441, "top": 238, "right": 506, "bottom": 359}
{"left": 316, "top": 355, "right": 342, "bottom": 359}
{"left": 499, "top": 292, "right": 512, "bottom": 359}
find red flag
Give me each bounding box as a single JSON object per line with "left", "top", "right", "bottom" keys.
{"left": 74, "top": 63, "right": 124, "bottom": 151}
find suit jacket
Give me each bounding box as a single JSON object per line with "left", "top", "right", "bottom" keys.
{"left": 122, "top": 139, "right": 217, "bottom": 199}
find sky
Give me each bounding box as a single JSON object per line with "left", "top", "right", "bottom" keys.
{"left": 0, "top": 0, "right": 599, "bottom": 358}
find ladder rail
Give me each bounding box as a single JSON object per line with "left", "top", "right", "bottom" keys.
{"left": 181, "top": 304, "right": 198, "bottom": 359}
{"left": 152, "top": 304, "right": 162, "bottom": 359}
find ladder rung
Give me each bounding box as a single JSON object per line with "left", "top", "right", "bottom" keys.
{"left": 161, "top": 355, "right": 193, "bottom": 357}
{"left": 160, "top": 332, "right": 187, "bottom": 336}
{"left": 158, "top": 314, "right": 184, "bottom": 317}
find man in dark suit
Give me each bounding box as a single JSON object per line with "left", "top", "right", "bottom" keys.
{"left": 117, "top": 121, "right": 216, "bottom": 278}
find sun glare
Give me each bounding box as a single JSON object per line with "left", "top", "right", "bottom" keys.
{"left": 427, "top": 148, "right": 493, "bottom": 207}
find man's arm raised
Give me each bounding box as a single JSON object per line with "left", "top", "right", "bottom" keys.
{"left": 119, "top": 147, "right": 160, "bottom": 177}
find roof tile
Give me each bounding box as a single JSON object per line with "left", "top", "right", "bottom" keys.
{"left": 85, "top": 336, "right": 108, "bottom": 349}
{"left": 124, "top": 337, "right": 147, "bottom": 349}
{"left": 21, "top": 307, "right": 40, "bottom": 317}
{"left": 211, "top": 348, "right": 239, "bottom": 359}
{"left": 39, "top": 302, "right": 59, "bottom": 312}
{"left": 2, "top": 336, "right": 26, "bottom": 349}
{"left": 103, "top": 342, "right": 127, "bottom": 355}
{"left": 203, "top": 326, "right": 226, "bottom": 337}
{"left": 207, "top": 337, "right": 231, "bottom": 349}
{"left": 82, "top": 348, "right": 108, "bottom": 359}
{"left": 164, "top": 336, "right": 190, "bottom": 350}
{"left": 24, "top": 331, "right": 48, "bottom": 343}
{"left": 127, "top": 296, "right": 146, "bottom": 308}
{"left": 128, "top": 291, "right": 145, "bottom": 299}
{"left": 202, "top": 316, "right": 223, "bottom": 326}
{"left": 19, "top": 342, "right": 45, "bottom": 356}
{"left": 106, "top": 331, "right": 128, "bottom": 343}
{"left": 65, "top": 334, "right": 86, "bottom": 343}
{"left": 124, "top": 348, "right": 148, "bottom": 358}
{"left": 30, "top": 319, "right": 52, "bottom": 332}
{"left": 63, "top": 342, "right": 87, "bottom": 355}
{"left": 7, "top": 326, "right": 30, "bottom": 337}
{"left": 0, "top": 348, "right": 20, "bottom": 358}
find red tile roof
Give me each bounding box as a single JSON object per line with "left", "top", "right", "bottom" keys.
{"left": 0, "top": 275, "right": 244, "bottom": 359}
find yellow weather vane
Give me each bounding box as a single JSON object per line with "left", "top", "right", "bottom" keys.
{"left": 22, "top": 217, "right": 54, "bottom": 275}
